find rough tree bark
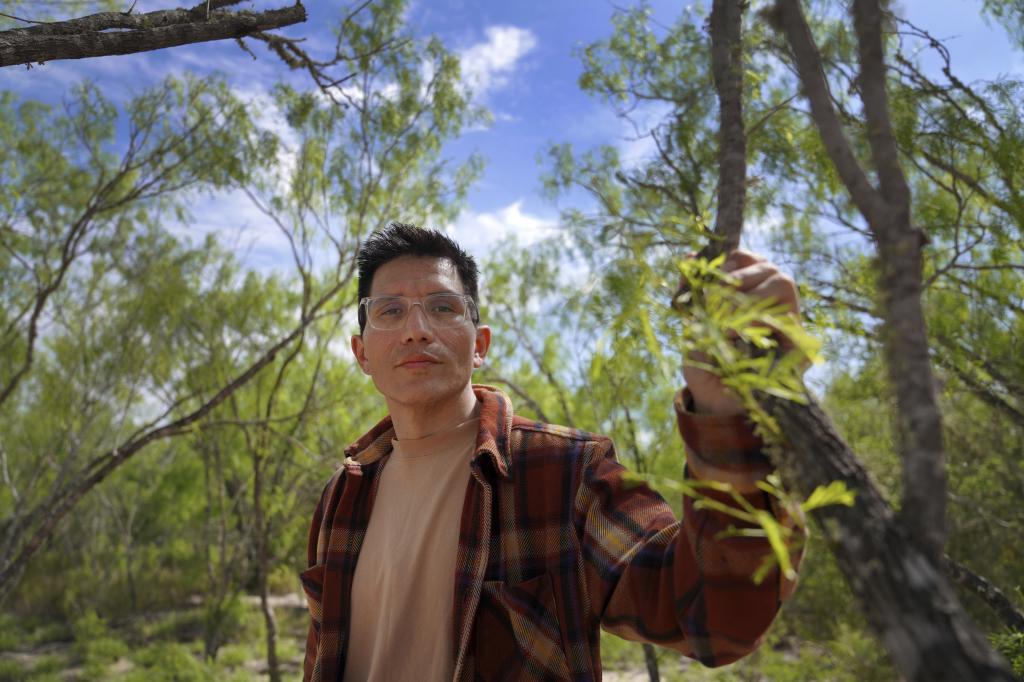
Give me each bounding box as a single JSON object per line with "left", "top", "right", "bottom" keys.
{"left": 943, "top": 556, "right": 1024, "bottom": 633}
{"left": 693, "top": 0, "right": 1015, "bottom": 679}
{"left": 833, "top": 0, "right": 947, "bottom": 560}
{"left": 761, "top": 395, "right": 1010, "bottom": 680}
{"left": 0, "top": 0, "right": 306, "bottom": 68}
{"left": 707, "top": 0, "right": 746, "bottom": 257}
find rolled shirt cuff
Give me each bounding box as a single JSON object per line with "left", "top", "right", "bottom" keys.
{"left": 674, "top": 388, "right": 774, "bottom": 493}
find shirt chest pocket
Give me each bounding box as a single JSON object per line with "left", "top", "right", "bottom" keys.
{"left": 474, "top": 573, "right": 571, "bottom": 680}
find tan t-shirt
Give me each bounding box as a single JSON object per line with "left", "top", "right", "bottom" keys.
{"left": 342, "top": 414, "right": 479, "bottom": 682}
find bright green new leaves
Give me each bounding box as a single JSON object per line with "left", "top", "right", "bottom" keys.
{"left": 626, "top": 467, "right": 854, "bottom": 586}
{"left": 800, "top": 479, "right": 857, "bottom": 513}
{"left": 671, "top": 255, "right": 821, "bottom": 441}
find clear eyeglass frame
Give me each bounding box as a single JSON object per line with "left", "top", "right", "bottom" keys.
{"left": 359, "top": 293, "right": 478, "bottom": 331}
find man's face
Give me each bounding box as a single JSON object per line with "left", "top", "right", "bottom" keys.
{"left": 350, "top": 256, "right": 490, "bottom": 412}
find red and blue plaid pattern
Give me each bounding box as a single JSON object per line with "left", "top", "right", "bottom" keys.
{"left": 301, "top": 385, "right": 801, "bottom": 680}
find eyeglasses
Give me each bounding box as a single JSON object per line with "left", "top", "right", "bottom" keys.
{"left": 359, "top": 293, "right": 479, "bottom": 331}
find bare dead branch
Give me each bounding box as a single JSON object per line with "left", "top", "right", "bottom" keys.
{"left": 0, "top": 2, "right": 306, "bottom": 68}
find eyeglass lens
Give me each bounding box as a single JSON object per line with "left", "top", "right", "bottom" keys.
{"left": 365, "top": 294, "right": 470, "bottom": 329}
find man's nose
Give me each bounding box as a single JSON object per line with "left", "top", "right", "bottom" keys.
{"left": 402, "top": 302, "right": 434, "bottom": 342}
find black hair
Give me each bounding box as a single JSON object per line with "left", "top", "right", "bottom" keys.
{"left": 356, "top": 222, "right": 480, "bottom": 333}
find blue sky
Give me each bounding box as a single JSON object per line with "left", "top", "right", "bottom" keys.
{"left": 1, "top": 0, "right": 1020, "bottom": 267}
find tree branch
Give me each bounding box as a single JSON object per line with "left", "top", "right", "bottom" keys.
{"left": 0, "top": 2, "right": 306, "bottom": 68}
{"left": 943, "top": 555, "right": 1024, "bottom": 632}
{"left": 773, "top": 0, "right": 947, "bottom": 560}
{"left": 477, "top": 370, "right": 552, "bottom": 424}
{"left": 849, "top": 0, "right": 946, "bottom": 560}
{"left": 770, "top": 0, "right": 886, "bottom": 224}
{"left": 762, "top": 392, "right": 1012, "bottom": 680}
{"left": 852, "top": 0, "right": 910, "bottom": 207}
{"left": 706, "top": 0, "right": 747, "bottom": 258}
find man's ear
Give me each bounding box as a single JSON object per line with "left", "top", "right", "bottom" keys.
{"left": 472, "top": 325, "right": 491, "bottom": 368}
{"left": 351, "top": 334, "right": 372, "bottom": 375}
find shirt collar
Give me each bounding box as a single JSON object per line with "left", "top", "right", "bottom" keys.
{"left": 343, "top": 384, "right": 514, "bottom": 479}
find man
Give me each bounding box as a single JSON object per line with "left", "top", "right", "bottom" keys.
{"left": 301, "top": 222, "right": 805, "bottom": 681}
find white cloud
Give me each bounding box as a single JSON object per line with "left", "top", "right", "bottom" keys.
{"left": 170, "top": 187, "right": 295, "bottom": 274}
{"left": 230, "top": 85, "right": 301, "bottom": 191}
{"left": 447, "top": 200, "right": 557, "bottom": 259}
{"left": 457, "top": 26, "right": 537, "bottom": 100}
{"left": 573, "top": 101, "right": 674, "bottom": 170}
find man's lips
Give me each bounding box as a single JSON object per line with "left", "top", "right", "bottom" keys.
{"left": 397, "top": 355, "right": 440, "bottom": 369}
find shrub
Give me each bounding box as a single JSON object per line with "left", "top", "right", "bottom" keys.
{"left": 25, "top": 623, "right": 70, "bottom": 648}
{"left": 0, "top": 613, "right": 26, "bottom": 653}
{"left": 991, "top": 629, "right": 1024, "bottom": 679}
{"left": 71, "top": 610, "right": 130, "bottom": 681}
{"left": 0, "top": 658, "right": 28, "bottom": 682}
{"left": 126, "top": 642, "right": 214, "bottom": 682}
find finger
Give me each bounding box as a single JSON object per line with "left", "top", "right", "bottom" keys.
{"left": 722, "top": 249, "right": 767, "bottom": 271}
{"left": 723, "top": 261, "right": 779, "bottom": 292}
{"left": 686, "top": 349, "right": 713, "bottom": 366}
{"left": 747, "top": 272, "right": 800, "bottom": 315}
{"left": 745, "top": 274, "right": 801, "bottom": 351}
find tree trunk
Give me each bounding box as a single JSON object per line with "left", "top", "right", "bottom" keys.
{"left": 773, "top": 0, "right": 948, "bottom": 560}
{"left": 253, "top": 450, "right": 281, "bottom": 682}
{"left": 693, "top": 0, "right": 1014, "bottom": 676}
{"left": 762, "top": 393, "right": 1012, "bottom": 680}
{"left": 259, "top": 573, "right": 282, "bottom": 682}
{"left": 642, "top": 642, "right": 661, "bottom": 681}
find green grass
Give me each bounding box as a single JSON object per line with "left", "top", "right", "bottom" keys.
{"left": 124, "top": 642, "right": 215, "bottom": 682}
{"left": 0, "top": 598, "right": 345, "bottom": 681}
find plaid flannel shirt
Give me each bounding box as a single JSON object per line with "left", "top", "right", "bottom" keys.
{"left": 301, "top": 385, "right": 802, "bottom": 681}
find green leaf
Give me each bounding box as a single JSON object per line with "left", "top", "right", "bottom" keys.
{"left": 802, "top": 481, "right": 857, "bottom": 513}
{"left": 756, "top": 510, "right": 796, "bottom": 581}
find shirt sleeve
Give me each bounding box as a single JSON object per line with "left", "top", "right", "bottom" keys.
{"left": 673, "top": 387, "right": 775, "bottom": 493}
{"left": 580, "top": 388, "right": 803, "bottom": 667}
